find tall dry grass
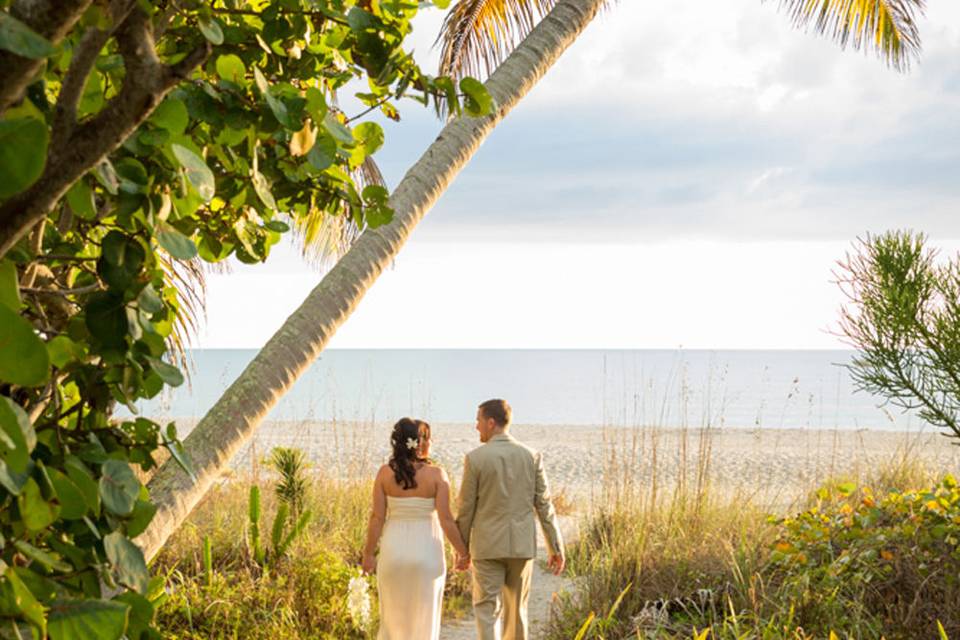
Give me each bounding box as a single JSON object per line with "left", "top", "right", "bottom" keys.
{"left": 545, "top": 412, "right": 956, "bottom": 639}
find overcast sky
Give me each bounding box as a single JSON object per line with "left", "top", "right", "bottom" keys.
{"left": 197, "top": 0, "right": 960, "bottom": 349}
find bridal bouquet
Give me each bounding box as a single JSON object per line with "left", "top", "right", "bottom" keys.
{"left": 347, "top": 571, "right": 372, "bottom": 630}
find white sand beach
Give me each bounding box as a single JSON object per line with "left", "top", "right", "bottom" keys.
{"left": 174, "top": 419, "right": 960, "bottom": 508}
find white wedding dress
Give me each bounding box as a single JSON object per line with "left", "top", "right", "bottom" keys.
{"left": 377, "top": 496, "right": 446, "bottom": 639}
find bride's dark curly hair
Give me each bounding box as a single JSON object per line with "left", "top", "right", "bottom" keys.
{"left": 389, "top": 417, "right": 429, "bottom": 490}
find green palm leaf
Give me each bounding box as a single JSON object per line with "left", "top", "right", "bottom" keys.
{"left": 772, "top": 0, "right": 925, "bottom": 71}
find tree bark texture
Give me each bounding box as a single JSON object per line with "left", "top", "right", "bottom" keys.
{"left": 0, "top": 0, "right": 94, "bottom": 115}
{"left": 0, "top": 7, "right": 210, "bottom": 259}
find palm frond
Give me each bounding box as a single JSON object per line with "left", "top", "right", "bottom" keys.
{"left": 157, "top": 253, "right": 222, "bottom": 385}
{"left": 772, "top": 0, "right": 925, "bottom": 71}
{"left": 437, "top": 0, "right": 559, "bottom": 82}
{"left": 289, "top": 155, "right": 385, "bottom": 270}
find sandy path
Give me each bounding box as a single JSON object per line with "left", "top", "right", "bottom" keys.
{"left": 440, "top": 518, "right": 580, "bottom": 640}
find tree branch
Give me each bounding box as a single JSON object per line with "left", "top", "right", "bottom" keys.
{"left": 0, "top": 0, "right": 94, "bottom": 116}
{"left": 0, "top": 8, "right": 211, "bottom": 260}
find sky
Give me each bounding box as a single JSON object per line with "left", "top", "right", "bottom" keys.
{"left": 197, "top": 0, "right": 960, "bottom": 350}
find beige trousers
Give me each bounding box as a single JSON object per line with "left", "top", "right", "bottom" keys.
{"left": 471, "top": 558, "right": 534, "bottom": 640}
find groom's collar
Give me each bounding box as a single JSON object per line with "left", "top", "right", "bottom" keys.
{"left": 489, "top": 432, "right": 514, "bottom": 443}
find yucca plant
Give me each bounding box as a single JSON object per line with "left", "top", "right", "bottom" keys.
{"left": 270, "top": 447, "right": 310, "bottom": 517}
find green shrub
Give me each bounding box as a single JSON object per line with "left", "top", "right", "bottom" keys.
{"left": 549, "top": 476, "right": 960, "bottom": 640}
{"left": 769, "top": 476, "right": 960, "bottom": 638}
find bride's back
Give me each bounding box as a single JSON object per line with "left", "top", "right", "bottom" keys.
{"left": 380, "top": 462, "right": 441, "bottom": 499}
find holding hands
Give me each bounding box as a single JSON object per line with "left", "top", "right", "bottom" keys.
{"left": 547, "top": 553, "right": 565, "bottom": 576}
{"left": 455, "top": 551, "right": 471, "bottom": 572}
{"left": 362, "top": 552, "right": 377, "bottom": 575}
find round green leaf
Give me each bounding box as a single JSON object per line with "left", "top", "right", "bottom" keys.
{"left": 323, "top": 114, "right": 353, "bottom": 144}
{"left": 304, "top": 87, "right": 327, "bottom": 122}
{"left": 66, "top": 180, "right": 97, "bottom": 220}
{"left": 84, "top": 292, "right": 128, "bottom": 350}
{"left": 48, "top": 468, "right": 88, "bottom": 520}
{"left": 104, "top": 531, "right": 149, "bottom": 594}
{"left": 0, "top": 118, "right": 48, "bottom": 199}
{"left": 47, "top": 335, "right": 84, "bottom": 368}
{"left": 48, "top": 599, "right": 130, "bottom": 640}
{"left": 216, "top": 54, "right": 246, "bottom": 83}
{"left": 198, "top": 17, "right": 224, "bottom": 45}
{"left": 459, "top": 77, "right": 494, "bottom": 117}
{"left": 98, "top": 231, "right": 145, "bottom": 290}
{"left": 65, "top": 457, "right": 100, "bottom": 517}
{"left": 137, "top": 284, "right": 164, "bottom": 314}
{"left": 98, "top": 460, "right": 139, "bottom": 516}
{"left": 353, "top": 122, "right": 384, "bottom": 156}
{"left": 157, "top": 228, "right": 198, "bottom": 260}
{"left": 18, "top": 477, "right": 59, "bottom": 531}
{"left": 0, "top": 12, "right": 54, "bottom": 59}
{"left": 115, "top": 157, "right": 148, "bottom": 194}
{"left": 0, "top": 304, "right": 50, "bottom": 387}
{"left": 145, "top": 356, "right": 184, "bottom": 387}
{"left": 149, "top": 98, "right": 188, "bottom": 134}
{"left": 171, "top": 144, "right": 215, "bottom": 202}
{"left": 126, "top": 498, "right": 157, "bottom": 538}
{"left": 306, "top": 135, "right": 337, "bottom": 171}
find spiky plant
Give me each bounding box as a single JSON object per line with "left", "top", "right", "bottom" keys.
{"left": 270, "top": 447, "right": 309, "bottom": 517}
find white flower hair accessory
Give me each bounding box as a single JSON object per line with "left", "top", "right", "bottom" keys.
{"left": 406, "top": 437, "right": 419, "bottom": 450}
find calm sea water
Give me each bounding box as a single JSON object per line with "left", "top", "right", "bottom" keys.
{"left": 130, "top": 349, "right": 922, "bottom": 431}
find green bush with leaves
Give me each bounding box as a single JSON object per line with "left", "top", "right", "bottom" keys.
{"left": 769, "top": 477, "right": 960, "bottom": 638}
{"left": 0, "top": 0, "right": 491, "bottom": 637}
{"left": 549, "top": 477, "right": 960, "bottom": 639}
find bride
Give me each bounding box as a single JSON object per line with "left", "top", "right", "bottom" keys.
{"left": 362, "top": 418, "right": 469, "bottom": 639}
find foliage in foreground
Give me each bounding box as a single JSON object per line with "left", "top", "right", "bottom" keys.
{"left": 0, "top": 0, "right": 493, "bottom": 636}
{"left": 550, "top": 471, "right": 960, "bottom": 640}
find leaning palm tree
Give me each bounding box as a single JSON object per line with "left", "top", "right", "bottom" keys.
{"left": 139, "top": 0, "right": 926, "bottom": 559}
{"left": 138, "top": 0, "right": 609, "bottom": 560}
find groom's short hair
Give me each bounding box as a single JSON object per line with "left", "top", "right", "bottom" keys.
{"left": 479, "top": 399, "right": 511, "bottom": 427}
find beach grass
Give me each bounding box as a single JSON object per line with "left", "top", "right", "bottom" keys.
{"left": 544, "top": 425, "right": 960, "bottom": 639}
{"left": 147, "top": 407, "right": 960, "bottom": 639}
{"left": 152, "top": 473, "right": 473, "bottom": 638}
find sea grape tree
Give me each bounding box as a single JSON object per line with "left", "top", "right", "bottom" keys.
{"left": 0, "top": 0, "right": 490, "bottom": 636}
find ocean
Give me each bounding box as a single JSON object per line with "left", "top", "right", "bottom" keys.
{"left": 130, "top": 349, "right": 922, "bottom": 431}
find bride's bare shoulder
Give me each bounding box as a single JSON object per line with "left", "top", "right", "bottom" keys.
{"left": 422, "top": 463, "right": 449, "bottom": 481}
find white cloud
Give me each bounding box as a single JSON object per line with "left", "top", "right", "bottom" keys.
{"left": 194, "top": 2, "right": 960, "bottom": 348}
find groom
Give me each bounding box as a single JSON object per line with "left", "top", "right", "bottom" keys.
{"left": 455, "top": 399, "right": 565, "bottom": 640}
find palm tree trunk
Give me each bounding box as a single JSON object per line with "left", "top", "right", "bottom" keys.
{"left": 138, "top": 0, "right": 606, "bottom": 561}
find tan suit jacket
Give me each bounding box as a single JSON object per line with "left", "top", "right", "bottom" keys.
{"left": 456, "top": 433, "right": 563, "bottom": 560}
